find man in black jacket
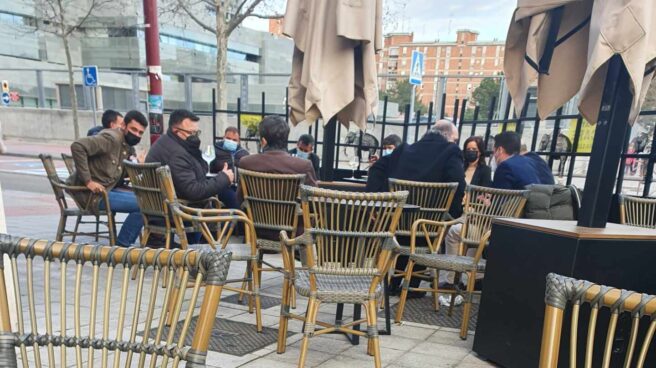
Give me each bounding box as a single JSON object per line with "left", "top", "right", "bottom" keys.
{"left": 210, "top": 126, "right": 249, "bottom": 208}
{"left": 289, "top": 134, "right": 320, "bottom": 177}
{"left": 146, "top": 109, "right": 234, "bottom": 203}
{"left": 367, "top": 120, "right": 466, "bottom": 297}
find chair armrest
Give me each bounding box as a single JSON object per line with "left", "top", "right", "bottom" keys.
{"left": 409, "top": 218, "right": 461, "bottom": 254}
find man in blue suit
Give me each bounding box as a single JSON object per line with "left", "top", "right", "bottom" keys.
{"left": 492, "top": 131, "right": 554, "bottom": 189}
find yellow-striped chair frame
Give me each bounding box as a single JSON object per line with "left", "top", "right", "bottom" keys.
{"left": 619, "top": 194, "right": 656, "bottom": 229}
{"left": 395, "top": 185, "right": 529, "bottom": 339}
{"left": 0, "top": 234, "right": 231, "bottom": 367}
{"left": 540, "top": 273, "right": 656, "bottom": 368}
{"left": 277, "top": 185, "right": 407, "bottom": 368}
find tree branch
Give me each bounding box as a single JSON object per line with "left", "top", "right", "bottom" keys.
{"left": 177, "top": 0, "right": 216, "bottom": 34}
{"left": 248, "top": 12, "right": 283, "bottom": 20}
{"left": 226, "top": 0, "right": 265, "bottom": 35}
{"left": 232, "top": 0, "right": 249, "bottom": 19}
{"left": 67, "top": 0, "right": 112, "bottom": 36}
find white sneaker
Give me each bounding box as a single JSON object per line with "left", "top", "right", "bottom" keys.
{"left": 439, "top": 295, "right": 463, "bottom": 307}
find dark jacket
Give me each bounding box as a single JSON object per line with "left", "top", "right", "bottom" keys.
{"left": 289, "top": 148, "right": 320, "bottom": 178}
{"left": 238, "top": 150, "right": 318, "bottom": 188}
{"left": 87, "top": 126, "right": 104, "bottom": 136}
{"left": 524, "top": 152, "right": 556, "bottom": 186}
{"left": 146, "top": 131, "right": 230, "bottom": 202}
{"left": 67, "top": 129, "right": 133, "bottom": 207}
{"left": 493, "top": 154, "right": 555, "bottom": 190}
{"left": 210, "top": 140, "right": 249, "bottom": 174}
{"left": 469, "top": 164, "right": 492, "bottom": 187}
{"left": 367, "top": 133, "right": 466, "bottom": 218}
{"left": 523, "top": 184, "right": 580, "bottom": 220}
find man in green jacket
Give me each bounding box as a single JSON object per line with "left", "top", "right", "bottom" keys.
{"left": 68, "top": 110, "right": 148, "bottom": 247}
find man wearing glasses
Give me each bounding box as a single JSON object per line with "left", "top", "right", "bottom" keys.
{"left": 146, "top": 109, "right": 234, "bottom": 204}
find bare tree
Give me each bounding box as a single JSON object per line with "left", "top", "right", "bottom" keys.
{"left": 166, "top": 0, "right": 282, "bottom": 124}
{"left": 33, "top": 0, "right": 113, "bottom": 139}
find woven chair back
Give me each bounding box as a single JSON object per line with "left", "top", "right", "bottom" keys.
{"left": 61, "top": 153, "right": 76, "bottom": 175}
{"left": 0, "top": 234, "right": 231, "bottom": 368}
{"left": 461, "top": 185, "right": 528, "bottom": 247}
{"left": 540, "top": 273, "right": 656, "bottom": 368}
{"left": 619, "top": 195, "right": 656, "bottom": 229}
{"left": 239, "top": 169, "right": 306, "bottom": 236}
{"left": 389, "top": 179, "right": 458, "bottom": 235}
{"left": 124, "top": 161, "right": 168, "bottom": 219}
{"left": 299, "top": 185, "right": 407, "bottom": 274}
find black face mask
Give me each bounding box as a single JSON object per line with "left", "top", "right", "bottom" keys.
{"left": 185, "top": 135, "right": 201, "bottom": 149}
{"left": 464, "top": 150, "right": 479, "bottom": 163}
{"left": 125, "top": 132, "right": 141, "bottom": 146}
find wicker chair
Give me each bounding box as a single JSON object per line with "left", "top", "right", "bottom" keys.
{"left": 0, "top": 234, "right": 232, "bottom": 367}
{"left": 388, "top": 179, "right": 459, "bottom": 283}
{"left": 61, "top": 153, "right": 75, "bottom": 175}
{"left": 239, "top": 168, "right": 306, "bottom": 268}
{"left": 619, "top": 194, "right": 656, "bottom": 229}
{"left": 39, "top": 154, "right": 116, "bottom": 245}
{"left": 395, "top": 185, "right": 528, "bottom": 339}
{"left": 277, "top": 185, "right": 407, "bottom": 368}
{"left": 540, "top": 273, "right": 656, "bottom": 368}
{"left": 158, "top": 166, "right": 263, "bottom": 332}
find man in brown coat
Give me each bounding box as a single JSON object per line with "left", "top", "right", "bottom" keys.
{"left": 239, "top": 116, "right": 317, "bottom": 187}
{"left": 68, "top": 110, "right": 148, "bottom": 247}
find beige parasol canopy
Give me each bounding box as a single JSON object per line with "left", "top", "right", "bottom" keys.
{"left": 283, "top": 0, "right": 382, "bottom": 130}
{"left": 504, "top": 0, "right": 656, "bottom": 124}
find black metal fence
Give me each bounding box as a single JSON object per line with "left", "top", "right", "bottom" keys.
{"left": 210, "top": 88, "right": 656, "bottom": 197}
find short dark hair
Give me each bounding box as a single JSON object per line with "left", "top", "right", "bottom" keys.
{"left": 494, "top": 131, "right": 521, "bottom": 155}
{"left": 123, "top": 110, "right": 148, "bottom": 128}
{"left": 259, "top": 116, "right": 289, "bottom": 150}
{"left": 101, "top": 110, "right": 123, "bottom": 129}
{"left": 298, "top": 134, "right": 315, "bottom": 146}
{"left": 169, "top": 109, "right": 199, "bottom": 129}
{"left": 225, "top": 126, "right": 239, "bottom": 135}
{"left": 463, "top": 136, "right": 486, "bottom": 167}
{"left": 382, "top": 134, "right": 402, "bottom": 147}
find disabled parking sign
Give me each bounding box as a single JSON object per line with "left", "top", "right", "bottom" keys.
{"left": 82, "top": 65, "right": 99, "bottom": 87}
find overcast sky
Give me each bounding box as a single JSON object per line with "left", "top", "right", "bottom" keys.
{"left": 242, "top": 0, "right": 517, "bottom": 42}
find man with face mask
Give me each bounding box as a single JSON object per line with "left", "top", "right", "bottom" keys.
{"left": 368, "top": 134, "right": 403, "bottom": 164}
{"left": 146, "top": 109, "right": 234, "bottom": 203}
{"left": 289, "top": 134, "right": 320, "bottom": 177}
{"left": 210, "top": 126, "right": 249, "bottom": 176}
{"left": 68, "top": 110, "right": 148, "bottom": 247}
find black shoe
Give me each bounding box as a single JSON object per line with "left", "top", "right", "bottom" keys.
{"left": 458, "top": 279, "right": 483, "bottom": 291}
{"left": 406, "top": 290, "right": 427, "bottom": 299}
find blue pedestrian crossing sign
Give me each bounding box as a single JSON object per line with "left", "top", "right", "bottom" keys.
{"left": 409, "top": 51, "right": 424, "bottom": 85}
{"left": 83, "top": 65, "right": 99, "bottom": 87}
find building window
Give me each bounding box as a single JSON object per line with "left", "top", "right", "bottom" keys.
{"left": 403, "top": 47, "right": 407, "bottom": 54}
{"left": 472, "top": 46, "right": 477, "bottom": 54}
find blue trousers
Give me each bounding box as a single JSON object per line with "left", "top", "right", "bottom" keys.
{"left": 99, "top": 189, "right": 143, "bottom": 247}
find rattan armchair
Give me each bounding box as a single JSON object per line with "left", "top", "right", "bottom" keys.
{"left": 619, "top": 194, "right": 656, "bottom": 229}
{"left": 395, "top": 185, "right": 528, "bottom": 339}
{"left": 388, "top": 179, "right": 459, "bottom": 282}
{"left": 277, "top": 185, "right": 407, "bottom": 368}
{"left": 40, "top": 154, "right": 116, "bottom": 245}
{"left": 158, "top": 166, "right": 263, "bottom": 332}
{"left": 61, "top": 153, "right": 75, "bottom": 175}
{"left": 0, "top": 234, "right": 232, "bottom": 367}
{"left": 540, "top": 273, "right": 656, "bottom": 368}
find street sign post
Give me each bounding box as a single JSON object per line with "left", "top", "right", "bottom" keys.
{"left": 408, "top": 51, "right": 424, "bottom": 129}
{"left": 83, "top": 66, "right": 99, "bottom": 126}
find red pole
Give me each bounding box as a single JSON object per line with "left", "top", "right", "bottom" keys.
{"left": 143, "top": 0, "right": 163, "bottom": 144}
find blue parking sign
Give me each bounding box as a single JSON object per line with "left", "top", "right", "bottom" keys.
{"left": 83, "top": 65, "right": 99, "bottom": 87}
{"left": 409, "top": 51, "right": 424, "bottom": 85}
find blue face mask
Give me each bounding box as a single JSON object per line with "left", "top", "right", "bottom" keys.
{"left": 223, "top": 139, "right": 238, "bottom": 152}
{"left": 296, "top": 150, "right": 310, "bottom": 160}
{"left": 382, "top": 148, "right": 394, "bottom": 157}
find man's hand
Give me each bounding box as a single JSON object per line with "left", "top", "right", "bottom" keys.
{"left": 222, "top": 163, "right": 235, "bottom": 184}
{"left": 368, "top": 155, "right": 379, "bottom": 164}
{"left": 86, "top": 180, "right": 105, "bottom": 194}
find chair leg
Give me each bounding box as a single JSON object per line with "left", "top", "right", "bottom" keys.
{"left": 277, "top": 275, "right": 292, "bottom": 353}
{"left": 161, "top": 231, "right": 171, "bottom": 288}
{"left": 72, "top": 215, "right": 82, "bottom": 242}
{"left": 432, "top": 269, "right": 440, "bottom": 311}
{"left": 366, "top": 299, "right": 382, "bottom": 368}
{"left": 449, "top": 272, "right": 462, "bottom": 317}
{"left": 95, "top": 215, "right": 100, "bottom": 242}
{"left": 56, "top": 214, "right": 67, "bottom": 242}
{"left": 394, "top": 259, "right": 415, "bottom": 323}
{"left": 252, "top": 257, "right": 263, "bottom": 333}
{"left": 237, "top": 268, "right": 249, "bottom": 304}
{"left": 132, "top": 229, "right": 150, "bottom": 280}
{"left": 459, "top": 271, "right": 476, "bottom": 340}
{"left": 298, "top": 297, "right": 320, "bottom": 368}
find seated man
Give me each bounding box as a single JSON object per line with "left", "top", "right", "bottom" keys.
{"left": 87, "top": 109, "right": 124, "bottom": 136}
{"left": 289, "top": 134, "right": 320, "bottom": 178}
{"left": 210, "top": 126, "right": 249, "bottom": 209}
{"left": 68, "top": 110, "right": 148, "bottom": 247}
{"left": 146, "top": 109, "right": 234, "bottom": 203}
{"left": 367, "top": 120, "right": 467, "bottom": 297}
{"left": 368, "top": 134, "right": 403, "bottom": 164}
{"left": 440, "top": 131, "right": 555, "bottom": 291}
